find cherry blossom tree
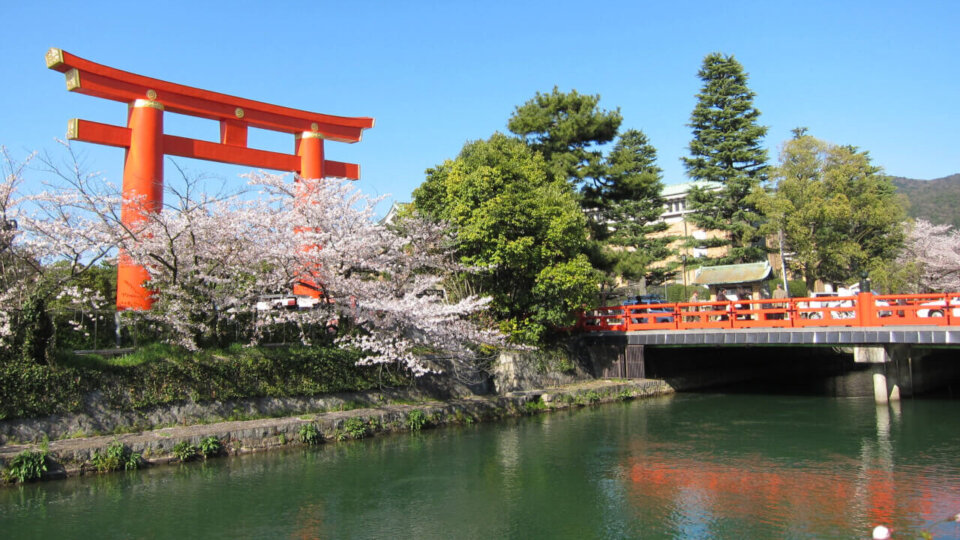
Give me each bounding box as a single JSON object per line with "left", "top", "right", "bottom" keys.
{"left": 896, "top": 219, "right": 960, "bottom": 292}
{"left": 1, "top": 145, "right": 121, "bottom": 356}
{"left": 2, "top": 144, "right": 501, "bottom": 377}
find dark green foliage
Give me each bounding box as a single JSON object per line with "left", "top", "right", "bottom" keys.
{"left": 891, "top": 173, "right": 960, "bottom": 229}
{"left": 787, "top": 279, "right": 808, "bottom": 298}
{"left": 523, "top": 399, "right": 546, "bottom": 413}
{"left": 405, "top": 409, "right": 428, "bottom": 431}
{"left": 508, "top": 86, "right": 622, "bottom": 186}
{"left": 682, "top": 53, "right": 770, "bottom": 265}
{"left": 0, "top": 355, "right": 85, "bottom": 420}
{"left": 3, "top": 449, "right": 48, "bottom": 483}
{"left": 20, "top": 291, "right": 54, "bottom": 365}
{"left": 0, "top": 344, "right": 408, "bottom": 421}
{"left": 583, "top": 129, "right": 675, "bottom": 285}
{"left": 298, "top": 423, "right": 322, "bottom": 445}
{"left": 199, "top": 436, "right": 222, "bottom": 458}
{"left": 91, "top": 441, "right": 140, "bottom": 472}
{"left": 337, "top": 417, "right": 369, "bottom": 441}
{"left": 666, "top": 284, "right": 709, "bottom": 302}
{"left": 173, "top": 441, "right": 199, "bottom": 462}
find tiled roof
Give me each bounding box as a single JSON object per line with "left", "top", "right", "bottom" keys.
{"left": 693, "top": 261, "right": 772, "bottom": 285}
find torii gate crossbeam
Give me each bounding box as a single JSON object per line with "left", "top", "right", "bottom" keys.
{"left": 45, "top": 48, "right": 374, "bottom": 311}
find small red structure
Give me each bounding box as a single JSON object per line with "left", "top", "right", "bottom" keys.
{"left": 45, "top": 48, "right": 374, "bottom": 310}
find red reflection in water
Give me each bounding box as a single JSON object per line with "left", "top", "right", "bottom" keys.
{"left": 625, "top": 452, "right": 954, "bottom": 532}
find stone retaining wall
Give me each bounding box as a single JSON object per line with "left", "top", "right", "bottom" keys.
{"left": 0, "top": 379, "right": 674, "bottom": 484}
{"left": 0, "top": 387, "right": 427, "bottom": 446}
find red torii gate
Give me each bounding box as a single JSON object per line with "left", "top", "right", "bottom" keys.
{"left": 45, "top": 48, "right": 374, "bottom": 311}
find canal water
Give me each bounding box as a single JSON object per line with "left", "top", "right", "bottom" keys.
{"left": 2, "top": 394, "right": 959, "bottom": 539}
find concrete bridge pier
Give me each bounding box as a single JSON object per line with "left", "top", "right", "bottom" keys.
{"left": 854, "top": 345, "right": 914, "bottom": 404}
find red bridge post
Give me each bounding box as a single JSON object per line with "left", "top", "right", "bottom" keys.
{"left": 857, "top": 292, "right": 877, "bottom": 327}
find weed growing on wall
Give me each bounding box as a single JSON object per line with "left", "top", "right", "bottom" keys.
{"left": 337, "top": 418, "right": 369, "bottom": 441}
{"left": 2, "top": 448, "right": 48, "bottom": 483}
{"left": 173, "top": 441, "right": 199, "bottom": 462}
{"left": 199, "top": 436, "right": 222, "bottom": 459}
{"left": 405, "top": 410, "right": 428, "bottom": 431}
{"left": 91, "top": 441, "right": 141, "bottom": 472}
{"left": 298, "top": 423, "right": 322, "bottom": 445}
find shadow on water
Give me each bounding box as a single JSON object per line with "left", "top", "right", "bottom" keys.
{"left": 643, "top": 345, "right": 960, "bottom": 398}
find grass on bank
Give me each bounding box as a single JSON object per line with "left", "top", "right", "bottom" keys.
{"left": 0, "top": 343, "right": 410, "bottom": 421}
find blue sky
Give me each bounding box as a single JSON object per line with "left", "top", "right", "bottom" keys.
{"left": 2, "top": 1, "right": 957, "bottom": 215}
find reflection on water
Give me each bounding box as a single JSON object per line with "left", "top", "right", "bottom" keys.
{"left": 1, "top": 394, "right": 959, "bottom": 539}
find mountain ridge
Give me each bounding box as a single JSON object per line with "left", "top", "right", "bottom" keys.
{"left": 890, "top": 173, "right": 960, "bottom": 229}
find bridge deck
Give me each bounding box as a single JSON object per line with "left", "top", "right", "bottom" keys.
{"left": 590, "top": 326, "right": 960, "bottom": 346}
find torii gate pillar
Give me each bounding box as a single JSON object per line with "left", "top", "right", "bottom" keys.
{"left": 293, "top": 132, "right": 325, "bottom": 297}
{"left": 117, "top": 99, "right": 164, "bottom": 310}
{"left": 297, "top": 132, "right": 325, "bottom": 180}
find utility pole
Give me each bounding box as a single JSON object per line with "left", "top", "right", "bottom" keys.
{"left": 778, "top": 228, "right": 789, "bottom": 294}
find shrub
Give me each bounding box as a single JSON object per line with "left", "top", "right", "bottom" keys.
{"left": 337, "top": 417, "right": 369, "bottom": 441}
{"left": 585, "top": 390, "right": 601, "bottom": 404}
{"left": 173, "top": 441, "right": 199, "bottom": 462}
{"left": 3, "top": 449, "right": 48, "bottom": 483}
{"left": 405, "top": 410, "right": 428, "bottom": 431}
{"left": 298, "top": 423, "right": 322, "bottom": 445}
{"left": 91, "top": 441, "right": 141, "bottom": 472}
{"left": 199, "top": 436, "right": 222, "bottom": 459}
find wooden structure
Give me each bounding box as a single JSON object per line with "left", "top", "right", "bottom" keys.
{"left": 45, "top": 48, "right": 374, "bottom": 310}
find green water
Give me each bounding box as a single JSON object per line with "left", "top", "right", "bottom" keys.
{"left": 2, "top": 394, "right": 959, "bottom": 539}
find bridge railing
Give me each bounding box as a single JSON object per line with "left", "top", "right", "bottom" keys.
{"left": 578, "top": 292, "right": 960, "bottom": 332}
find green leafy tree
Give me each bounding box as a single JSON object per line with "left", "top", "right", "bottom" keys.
{"left": 507, "top": 87, "right": 622, "bottom": 187}
{"left": 413, "top": 133, "right": 601, "bottom": 343}
{"left": 754, "top": 133, "right": 906, "bottom": 289}
{"left": 682, "top": 53, "right": 770, "bottom": 265}
{"left": 582, "top": 129, "right": 674, "bottom": 286}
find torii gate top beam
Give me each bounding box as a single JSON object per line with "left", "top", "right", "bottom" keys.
{"left": 45, "top": 48, "right": 374, "bottom": 143}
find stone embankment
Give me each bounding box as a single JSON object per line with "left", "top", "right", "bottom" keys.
{"left": 0, "top": 379, "right": 674, "bottom": 483}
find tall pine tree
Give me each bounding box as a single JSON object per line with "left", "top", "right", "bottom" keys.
{"left": 682, "top": 53, "right": 770, "bottom": 265}
{"left": 582, "top": 129, "right": 674, "bottom": 286}
{"left": 507, "top": 87, "right": 622, "bottom": 188}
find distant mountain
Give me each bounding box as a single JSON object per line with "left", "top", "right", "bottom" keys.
{"left": 890, "top": 173, "right": 960, "bottom": 229}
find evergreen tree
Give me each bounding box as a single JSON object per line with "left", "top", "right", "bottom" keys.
{"left": 507, "top": 87, "right": 622, "bottom": 187}
{"left": 682, "top": 53, "right": 770, "bottom": 265}
{"left": 582, "top": 129, "right": 674, "bottom": 286}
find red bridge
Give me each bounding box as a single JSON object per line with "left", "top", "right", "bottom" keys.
{"left": 578, "top": 292, "right": 960, "bottom": 405}
{"left": 579, "top": 292, "right": 960, "bottom": 332}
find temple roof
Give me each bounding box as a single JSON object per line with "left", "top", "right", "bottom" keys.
{"left": 693, "top": 261, "right": 772, "bottom": 285}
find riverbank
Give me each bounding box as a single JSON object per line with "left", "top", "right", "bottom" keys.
{"left": 0, "top": 378, "right": 674, "bottom": 484}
